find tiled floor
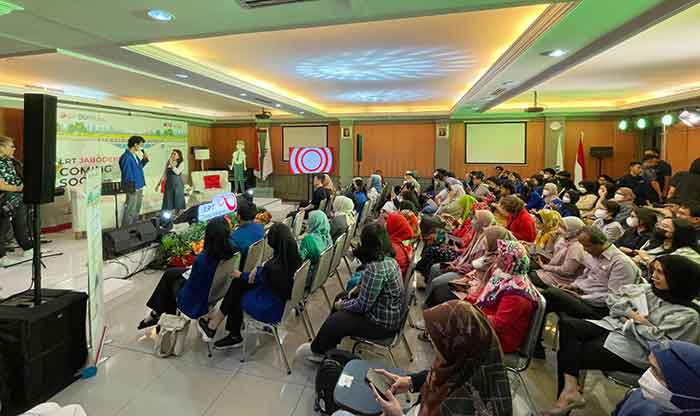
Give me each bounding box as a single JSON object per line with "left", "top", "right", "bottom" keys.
{"left": 48, "top": 263, "right": 628, "bottom": 416}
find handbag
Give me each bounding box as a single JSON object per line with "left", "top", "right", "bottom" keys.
{"left": 154, "top": 314, "right": 190, "bottom": 358}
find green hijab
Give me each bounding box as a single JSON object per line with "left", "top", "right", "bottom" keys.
{"left": 458, "top": 195, "right": 478, "bottom": 221}
{"left": 307, "top": 210, "right": 332, "bottom": 248}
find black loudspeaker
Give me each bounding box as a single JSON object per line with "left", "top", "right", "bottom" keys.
{"left": 590, "top": 146, "right": 614, "bottom": 158}
{"left": 23, "top": 94, "right": 57, "bottom": 204}
{"left": 102, "top": 221, "right": 159, "bottom": 258}
{"left": 0, "top": 289, "right": 87, "bottom": 415}
{"left": 356, "top": 133, "right": 363, "bottom": 162}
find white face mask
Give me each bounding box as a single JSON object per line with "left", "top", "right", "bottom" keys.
{"left": 471, "top": 256, "right": 489, "bottom": 271}
{"left": 562, "top": 196, "right": 571, "bottom": 203}
{"left": 638, "top": 369, "right": 679, "bottom": 411}
{"left": 542, "top": 189, "right": 551, "bottom": 197}
{"left": 594, "top": 209, "right": 608, "bottom": 219}
{"left": 614, "top": 194, "right": 625, "bottom": 202}
{"left": 627, "top": 217, "right": 639, "bottom": 228}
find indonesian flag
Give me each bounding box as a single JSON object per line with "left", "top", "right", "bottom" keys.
{"left": 574, "top": 135, "right": 586, "bottom": 184}
{"left": 255, "top": 128, "right": 273, "bottom": 180}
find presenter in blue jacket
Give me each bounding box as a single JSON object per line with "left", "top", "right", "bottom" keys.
{"left": 119, "top": 136, "right": 149, "bottom": 226}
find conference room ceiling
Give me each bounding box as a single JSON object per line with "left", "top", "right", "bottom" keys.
{"left": 0, "top": 0, "right": 697, "bottom": 120}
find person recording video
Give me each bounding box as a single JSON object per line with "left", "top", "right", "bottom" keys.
{"left": 119, "top": 135, "right": 149, "bottom": 227}
{"left": 0, "top": 135, "right": 33, "bottom": 267}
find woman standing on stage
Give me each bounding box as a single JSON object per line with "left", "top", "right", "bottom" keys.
{"left": 158, "top": 149, "right": 185, "bottom": 214}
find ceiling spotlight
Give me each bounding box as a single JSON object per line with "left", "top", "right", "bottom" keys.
{"left": 275, "top": 104, "right": 282, "bottom": 108}
{"left": 147, "top": 9, "right": 174, "bottom": 22}
{"left": 618, "top": 120, "right": 629, "bottom": 131}
{"left": 636, "top": 117, "right": 648, "bottom": 129}
{"left": 299, "top": 111, "right": 305, "bottom": 114}
{"left": 501, "top": 80, "right": 517, "bottom": 86}
{"left": 541, "top": 49, "right": 568, "bottom": 57}
{"left": 661, "top": 114, "right": 674, "bottom": 127}
{"left": 239, "top": 93, "right": 247, "bottom": 97}
{"left": 175, "top": 73, "right": 188, "bottom": 79}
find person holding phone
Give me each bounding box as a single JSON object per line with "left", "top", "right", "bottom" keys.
{"left": 119, "top": 135, "right": 149, "bottom": 227}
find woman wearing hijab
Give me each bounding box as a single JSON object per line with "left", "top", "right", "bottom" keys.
{"left": 613, "top": 187, "right": 637, "bottom": 224}
{"left": 613, "top": 340, "right": 700, "bottom": 416}
{"left": 535, "top": 209, "right": 563, "bottom": 254}
{"left": 330, "top": 195, "right": 356, "bottom": 241}
{"left": 435, "top": 183, "right": 467, "bottom": 219}
{"left": 197, "top": 223, "right": 303, "bottom": 349}
{"left": 449, "top": 195, "right": 478, "bottom": 239}
{"left": 368, "top": 301, "right": 512, "bottom": 416}
{"left": 544, "top": 255, "right": 700, "bottom": 415}
{"left": 300, "top": 210, "right": 333, "bottom": 288}
{"left": 530, "top": 217, "right": 586, "bottom": 288}
{"left": 369, "top": 174, "right": 383, "bottom": 195}
{"left": 386, "top": 212, "right": 414, "bottom": 279}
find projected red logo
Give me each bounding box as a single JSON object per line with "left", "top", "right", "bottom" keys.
{"left": 289, "top": 147, "right": 333, "bottom": 174}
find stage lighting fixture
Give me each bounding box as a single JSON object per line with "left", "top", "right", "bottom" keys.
{"left": 147, "top": 9, "right": 174, "bottom": 21}
{"left": 661, "top": 114, "right": 674, "bottom": 127}
{"left": 156, "top": 210, "right": 174, "bottom": 232}
{"left": 679, "top": 109, "right": 700, "bottom": 127}
{"left": 541, "top": 49, "right": 568, "bottom": 57}
{"left": 635, "top": 118, "right": 648, "bottom": 129}
{"left": 618, "top": 120, "right": 629, "bottom": 131}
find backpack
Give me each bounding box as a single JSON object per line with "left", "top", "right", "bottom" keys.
{"left": 314, "top": 349, "right": 359, "bottom": 415}
{"left": 154, "top": 314, "right": 190, "bottom": 358}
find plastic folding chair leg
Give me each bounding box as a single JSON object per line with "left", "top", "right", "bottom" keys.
{"left": 509, "top": 369, "right": 538, "bottom": 416}
{"left": 298, "top": 306, "right": 313, "bottom": 341}
{"left": 206, "top": 341, "right": 213, "bottom": 358}
{"left": 303, "top": 306, "right": 315, "bottom": 338}
{"left": 320, "top": 286, "right": 333, "bottom": 310}
{"left": 272, "top": 326, "right": 292, "bottom": 375}
{"left": 402, "top": 333, "right": 414, "bottom": 362}
{"left": 343, "top": 256, "right": 353, "bottom": 274}
{"left": 335, "top": 270, "right": 345, "bottom": 290}
{"left": 388, "top": 348, "right": 398, "bottom": 367}
{"left": 240, "top": 323, "right": 250, "bottom": 363}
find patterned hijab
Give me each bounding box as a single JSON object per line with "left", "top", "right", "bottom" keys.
{"left": 306, "top": 210, "right": 332, "bottom": 248}
{"left": 420, "top": 300, "right": 512, "bottom": 416}
{"left": 370, "top": 174, "right": 383, "bottom": 193}
{"left": 535, "top": 209, "right": 562, "bottom": 249}
{"left": 475, "top": 240, "right": 538, "bottom": 310}
{"left": 457, "top": 195, "right": 478, "bottom": 222}
{"left": 333, "top": 195, "right": 356, "bottom": 225}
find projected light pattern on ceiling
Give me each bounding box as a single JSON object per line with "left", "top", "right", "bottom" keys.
{"left": 296, "top": 48, "right": 474, "bottom": 81}
{"left": 335, "top": 90, "right": 432, "bottom": 103}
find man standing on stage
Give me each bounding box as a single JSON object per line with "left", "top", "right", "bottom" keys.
{"left": 119, "top": 136, "right": 148, "bottom": 227}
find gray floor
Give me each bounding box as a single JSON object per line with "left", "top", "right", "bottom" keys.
{"left": 49, "top": 265, "right": 628, "bottom": 416}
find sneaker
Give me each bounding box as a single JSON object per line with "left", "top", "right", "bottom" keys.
{"left": 214, "top": 334, "right": 244, "bottom": 350}
{"left": 197, "top": 318, "right": 217, "bottom": 341}
{"left": 295, "top": 342, "right": 324, "bottom": 364}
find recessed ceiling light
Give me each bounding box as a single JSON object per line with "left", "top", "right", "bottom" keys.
{"left": 299, "top": 111, "right": 305, "bottom": 114}
{"left": 541, "top": 49, "right": 568, "bottom": 57}
{"left": 501, "top": 80, "right": 516, "bottom": 86}
{"left": 275, "top": 104, "right": 282, "bottom": 108}
{"left": 147, "top": 9, "right": 174, "bottom": 22}
{"left": 239, "top": 92, "right": 247, "bottom": 97}
{"left": 175, "top": 73, "right": 188, "bottom": 79}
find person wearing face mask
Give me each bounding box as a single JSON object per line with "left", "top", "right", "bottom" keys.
{"left": 425, "top": 239, "right": 538, "bottom": 354}
{"left": 592, "top": 199, "right": 625, "bottom": 242}
{"left": 544, "top": 255, "right": 700, "bottom": 415}
{"left": 530, "top": 217, "right": 586, "bottom": 289}
{"left": 613, "top": 187, "right": 637, "bottom": 225}
{"left": 557, "top": 190, "right": 581, "bottom": 218}
{"left": 542, "top": 182, "right": 563, "bottom": 211}
{"left": 635, "top": 217, "right": 700, "bottom": 267}
{"left": 613, "top": 340, "right": 700, "bottom": 416}
{"left": 119, "top": 135, "right": 149, "bottom": 227}
{"left": 576, "top": 181, "right": 599, "bottom": 215}
{"left": 615, "top": 207, "right": 658, "bottom": 255}
{"left": 589, "top": 181, "right": 618, "bottom": 218}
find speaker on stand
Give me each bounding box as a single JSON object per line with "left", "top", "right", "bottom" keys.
{"left": 590, "top": 146, "right": 613, "bottom": 178}
{"left": 355, "top": 133, "right": 363, "bottom": 177}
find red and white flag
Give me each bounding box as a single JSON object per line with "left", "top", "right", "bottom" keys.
{"left": 574, "top": 134, "right": 586, "bottom": 184}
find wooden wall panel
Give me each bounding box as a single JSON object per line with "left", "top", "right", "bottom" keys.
{"left": 354, "top": 122, "right": 435, "bottom": 177}
{"left": 269, "top": 123, "right": 340, "bottom": 176}
{"left": 211, "top": 125, "right": 257, "bottom": 170}
{"left": 0, "top": 108, "right": 24, "bottom": 161}
{"left": 187, "top": 125, "right": 213, "bottom": 176}
{"left": 450, "top": 121, "right": 545, "bottom": 178}
{"left": 564, "top": 120, "right": 639, "bottom": 180}
{"left": 665, "top": 125, "right": 700, "bottom": 173}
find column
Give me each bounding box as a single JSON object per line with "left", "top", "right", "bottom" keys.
{"left": 339, "top": 119, "right": 354, "bottom": 188}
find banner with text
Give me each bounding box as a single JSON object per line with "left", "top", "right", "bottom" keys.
{"left": 56, "top": 108, "right": 188, "bottom": 190}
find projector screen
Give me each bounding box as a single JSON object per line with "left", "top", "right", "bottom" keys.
{"left": 282, "top": 125, "right": 328, "bottom": 161}
{"left": 465, "top": 122, "right": 527, "bottom": 164}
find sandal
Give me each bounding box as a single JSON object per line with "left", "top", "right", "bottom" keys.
{"left": 137, "top": 312, "right": 160, "bottom": 330}
{"left": 543, "top": 397, "right": 586, "bottom": 416}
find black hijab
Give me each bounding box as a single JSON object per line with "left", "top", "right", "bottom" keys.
{"left": 264, "top": 223, "right": 303, "bottom": 300}
{"left": 653, "top": 255, "right": 700, "bottom": 307}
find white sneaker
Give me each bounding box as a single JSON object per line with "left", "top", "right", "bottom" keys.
{"left": 20, "top": 249, "right": 33, "bottom": 259}
{"left": 0, "top": 257, "right": 9, "bottom": 268}
{"left": 295, "top": 342, "right": 324, "bottom": 364}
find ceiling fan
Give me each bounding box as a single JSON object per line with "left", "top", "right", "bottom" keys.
{"left": 524, "top": 91, "right": 545, "bottom": 113}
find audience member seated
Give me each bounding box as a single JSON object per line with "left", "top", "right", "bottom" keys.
{"left": 367, "top": 174, "right": 383, "bottom": 202}
{"left": 399, "top": 205, "right": 420, "bottom": 241}
{"left": 524, "top": 177, "right": 545, "bottom": 211}
{"left": 300, "top": 210, "right": 333, "bottom": 288}
{"left": 544, "top": 255, "right": 700, "bottom": 415}
{"left": 426, "top": 240, "right": 538, "bottom": 354}
{"left": 634, "top": 218, "right": 700, "bottom": 270}
{"left": 593, "top": 199, "right": 625, "bottom": 241}
{"left": 469, "top": 171, "right": 490, "bottom": 201}
{"left": 197, "top": 223, "right": 303, "bottom": 349}
{"left": 386, "top": 212, "right": 414, "bottom": 279}
{"left": 364, "top": 301, "right": 512, "bottom": 416}
{"left": 556, "top": 171, "right": 576, "bottom": 194}
{"left": 542, "top": 182, "right": 563, "bottom": 211}
{"left": 379, "top": 185, "right": 402, "bottom": 218}
{"left": 448, "top": 195, "right": 478, "bottom": 238}
{"left": 434, "top": 182, "right": 467, "bottom": 218}
{"left": 558, "top": 189, "right": 581, "bottom": 218}
{"left": 668, "top": 157, "right": 700, "bottom": 203}
{"left": 615, "top": 207, "right": 658, "bottom": 255}
{"left": 501, "top": 195, "right": 536, "bottom": 242}
{"left": 590, "top": 181, "right": 618, "bottom": 216}
{"left": 416, "top": 215, "right": 462, "bottom": 278}
{"left": 350, "top": 177, "right": 369, "bottom": 215}
{"left": 296, "top": 223, "right": 404, "bottom": 361}
{"left": 534, "top": 209, "right": 563, "bottom": 255}
{"left": 613, "top": 340, "right": 700, "bottom": 416}
{"left": 330, "top": 195, "right": 355, "bottom": 241}
{"left": 618, "top": 161, "right": 658, "bottom": 206}
{"left": 576, "top": 180, "right": 599, "bottom": 215}
{"left": 613, "top": 187, "right": 637, "bottom": 224}
{"left": 400, "top": 181, "right": 421, "bottom": 209}
{"left": 403, "top": 170, "right": 421, "bottom": 194}
{"left": 229, "top": 202, "right": 265, "bottom": 266}
{"left": 677, "top": 200, "right": 700, "bottom": 240}
{"left": 530, "top": 217, "right": 586, "bottom": 288}
{"left": 138, "top": 219, "right": 235, "bottom": 328}
{"left": 289, "top": 174, "right": 331, "bottom": 219}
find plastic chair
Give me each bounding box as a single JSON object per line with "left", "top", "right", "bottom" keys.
{"left": 350, "top": 267, "right": 415, "bottom": 366}
{"left": 293, "top": 210, "right": 305, "bottom": 238}
{"left": 329, "top": 232, "right": 347, "bottom": 289}
{"left": 318, "top": 198, "right": 327, "bottom": 213}
{"left": 240, "top": 260, "right": 311, "bottom": 374}
{"left": 503, "top": 289, "right": 547, "bottom": 415}
{"left": 341, "top": 222, "right": 357, "bottom": 274}
{"left": 282, "top": 216, "right": 293, "bottom": 229}
{"left": 308, "top": 245, "right": 336, "bottom": 311}
{"left": 242, "top": 239, "right": 265, "bottom": 273}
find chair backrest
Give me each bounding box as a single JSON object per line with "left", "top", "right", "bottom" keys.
{"left": 318, "top": 198, "right": 327, "bottom": 213}
{"left": 517, "top": 288, "right": 547, "bottom": 362}
{"left": 325, "top": 195, "right": 336, "bottom": 217}
{"left": 282, "top": 216, "right": 293, "bottom": 229}
{"left": 293, "top": 210, "right": 305, "bottom": 238}
{"left": 358, "top": 201, "right": 372, "bottom": 228}
{"left": 310, "top": 245, "right": 335, "bottom": 293}
{"left": 208, "top": 252, "right": 241, "bottom": 305}
{"left": 412, "top": 240, "right": 425, "bottom": 263}
{"left": 330, "top": 233, "right": 347, "bottom": 273}
{"left": 289, "top": 260, "right": 312, "bottom": 307}
{"left": 242, "top": 239, "right": 265, "bottom": 273}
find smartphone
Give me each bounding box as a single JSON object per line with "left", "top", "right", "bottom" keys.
{"left": 366, "top": 369, "right": 392, "bottom": 399}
